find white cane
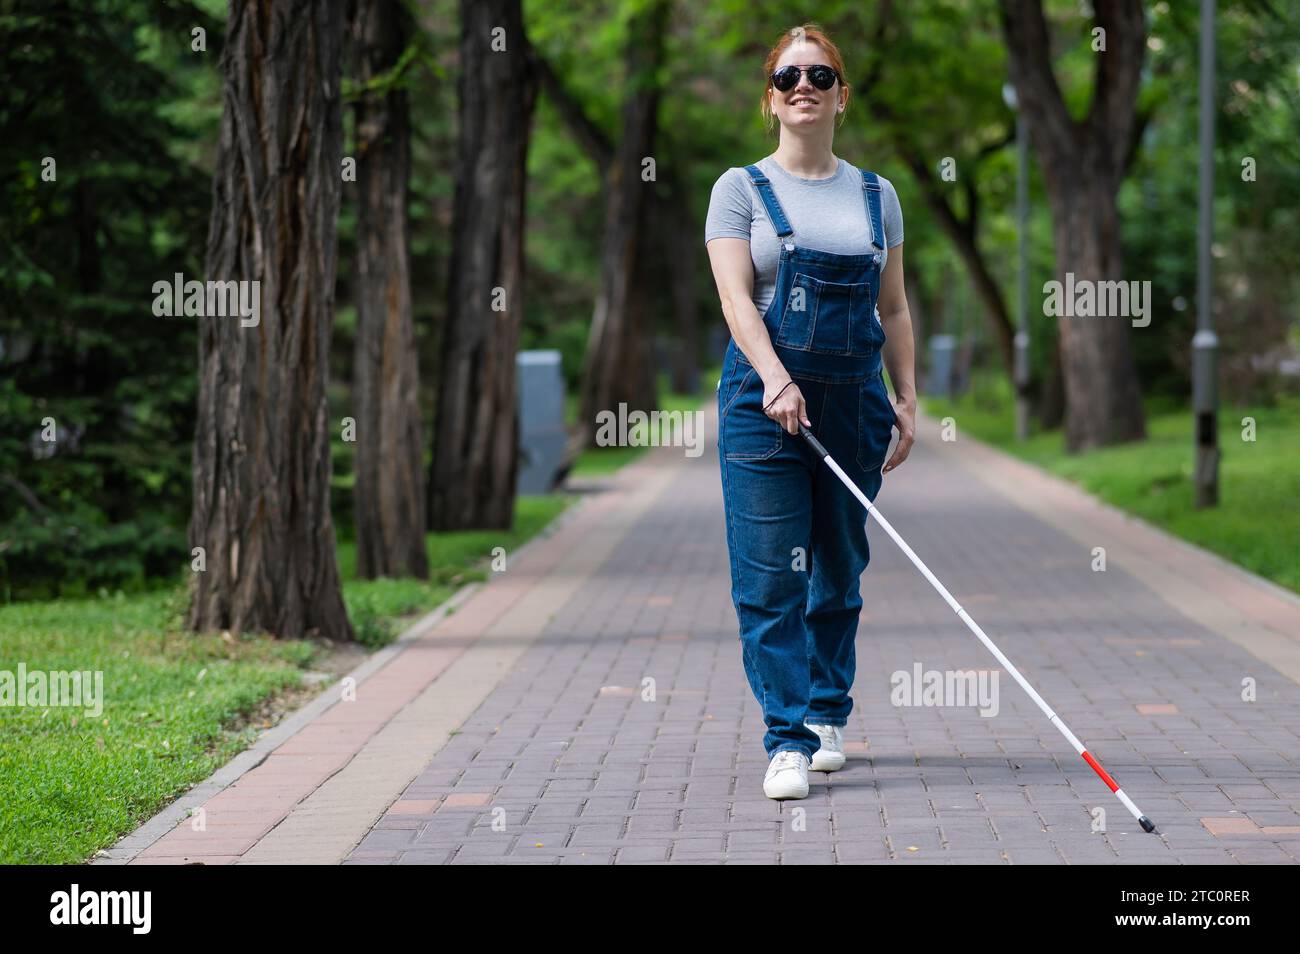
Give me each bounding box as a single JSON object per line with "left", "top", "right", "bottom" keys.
{"left": 798, "top": 423, "right": 1157, "bottom": 834}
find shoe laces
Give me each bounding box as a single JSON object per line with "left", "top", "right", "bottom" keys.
{"left": 807, "top": 723, "right": 837, "bottom": 745}
{"left": 770, "top": 750, "right": 806, "bottom": 773}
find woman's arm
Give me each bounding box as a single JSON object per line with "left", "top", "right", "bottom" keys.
{"left": 706, "top": 237, "right": 810, "bottom": 434}
{"left": 875, "top": 241, "right": 916, "bottom": 472}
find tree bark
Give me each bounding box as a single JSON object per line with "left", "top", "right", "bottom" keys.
{"left": 999, "top": 0, "right": 1147, "bottom": 450}
{"left": 574, "top": 0, "right": 670, "bottom": 450}
{"left": 1039, "top": 330, "right": 1067, "bottom": 429}
{"left": 188, "top": 0, "right": 352, "bottom": 640}
{"left": 349, "top": 0, "right": 427, "bottom": 579}
{"left": 428, "top": 0, "right": 538, "bottom": 530}
{"left": 663, "top": 170, "right": 700, "bottom": 395}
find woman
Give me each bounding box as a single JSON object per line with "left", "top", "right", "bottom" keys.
{"left": 704, "top": 24, "right": 917, "bottom": 800}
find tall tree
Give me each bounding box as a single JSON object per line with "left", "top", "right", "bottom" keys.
{"left": 188, "top": 0, "right": 353, "bottom": 639}
{"left": 661, "top": 168, "right": 701, "bottom": 395}
{"left": 428, "top": 0, "right": 538, "bottom": 530}
{"left": 857, "top": 0, "right": 1019, "bottom": 385}
{"left": 999, "top": 0, "right": 1147, "bottom": 450}
{"left": 574, "top": 0, "right": 671, "bottom": 450}
{"left": 348, "top": 0, "right": 428, "bottom": 579}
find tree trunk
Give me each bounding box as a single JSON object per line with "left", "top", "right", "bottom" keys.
{"left": 574, "top": 0, "right": 670, "bottom": 449}
{"left": 428, "top": 0, "right": 538, "bottom": 530}
{"left": 999, "top": 0, "right": 1147, "bottom": 450}
{"left": 1038, "top": 316, "right": 1066, "bottom": 430}
{"left": 349, "top": 0, "right": 427, "bottom": 579}
{"left": 665, "top": 176, "right": 700, "bottom": 395}
{"left": 188, "top": 0, "right": 352, "bottom": 640}
{"left": 1045, "top": 176, "right": 1145, "bottom": 446}
{"left": 890, "top": 144, "right": 1017, "bottom": 380}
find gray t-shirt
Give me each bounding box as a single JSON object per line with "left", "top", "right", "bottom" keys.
{"left": 704, "top": 155, "right": 904, "bottom": 317}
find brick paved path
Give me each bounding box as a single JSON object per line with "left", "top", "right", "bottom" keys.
{"left": 104, "top": 402, "right": 1300, "bottom": 865}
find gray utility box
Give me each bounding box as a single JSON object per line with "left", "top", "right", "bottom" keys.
{"left": 516, "top": 350, "right": 567, "bottom": 495}
{"left": 927, "top": 334, "right": 956, "bottom": 398}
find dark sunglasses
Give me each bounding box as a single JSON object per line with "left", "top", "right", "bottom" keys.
{"left": 770, "top": 64, "right": 841, "bottom": 92}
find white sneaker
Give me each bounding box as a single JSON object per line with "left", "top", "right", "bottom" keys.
{"left": 806, "top": 722, "right": 846, "bottom": 772}
{"left": 763, "top": 749, "right": 810, "bottom": 799}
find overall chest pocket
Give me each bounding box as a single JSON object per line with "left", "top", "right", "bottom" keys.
{"left": 775, "top": 272, "right": 881, "bottom": 357}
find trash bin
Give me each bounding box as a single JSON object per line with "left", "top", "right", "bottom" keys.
{"left": 516, "top": 350, "right": 567, "bottom": 494}
{"left": 928, "top": 334, "right": 956, "bottom": 398}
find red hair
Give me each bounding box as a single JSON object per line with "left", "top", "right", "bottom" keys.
{"left": 759, "top": 24, "right": 852, "bottom": 133}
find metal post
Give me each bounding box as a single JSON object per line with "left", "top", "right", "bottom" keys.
{"left": 1014, "top": 111, "right": 1030, "bottom": 441}
{"left": 1193, "top": 0, "right": 1219, "bottom": 507}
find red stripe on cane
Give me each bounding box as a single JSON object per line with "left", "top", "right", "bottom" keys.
{"left": 1081, "top": 750, "right": 1120, "bottom": 792}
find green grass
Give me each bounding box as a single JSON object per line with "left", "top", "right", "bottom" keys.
{"left": 0, "top": 362, "right": 720, "bottom": 865}
{"left": 921, "top": 371, "right": 1300, "bottom": 595}
{"left": 0, "top": 494, "right": 573, "bottom": 864}
{"left": 0, "top": 589, "right": 314, "bottom": 864}
{"left": 569, "top": 363, "right": 722, "bottom": 477}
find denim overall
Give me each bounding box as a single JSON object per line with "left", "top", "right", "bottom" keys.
{"left": 717, "top": 164, "right": 898, "bottom": 763}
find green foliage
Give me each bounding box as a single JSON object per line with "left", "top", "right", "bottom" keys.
{"left": 4, "top": 0, "right": 1298, "bottom": 606}
{"left": 0, "top": 0, "right": 220, "bottom": 602}
{"left": 1120, "top": 0, "right": 1300, "bottom": 404}
{"left": 342, "top": 588, "right": 399, "bottom": 649}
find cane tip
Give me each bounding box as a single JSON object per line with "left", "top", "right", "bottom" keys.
{"left": 1139, "top": 815, "right": 1157, "bottom": 833}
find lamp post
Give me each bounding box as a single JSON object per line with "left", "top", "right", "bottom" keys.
{"left": 1193, "top": 0, "right": 1220, "bottom": 507}
{"left": 1003, "top": 81, "right": 1031, "bottom": 441}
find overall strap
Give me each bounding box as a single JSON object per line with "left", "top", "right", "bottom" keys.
{"left": 743, "top": 164, "right": 794, "bottom": 243}
{"left": 860, "top": 169, "right": 885, "bottom": 251}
